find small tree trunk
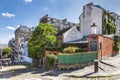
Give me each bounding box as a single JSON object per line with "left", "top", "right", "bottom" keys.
{"left": 37, "top": 59, "right": 41, "bottom": 67}
{"left": 32, "top": 58, "right": 41, "bottom": 67}
{"left": 32, "top": 58, "right": 38, "bottom": 67}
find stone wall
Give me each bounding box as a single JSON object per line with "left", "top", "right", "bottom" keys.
{"left": 58, "top": 62, "right": 93, "bottom": 70}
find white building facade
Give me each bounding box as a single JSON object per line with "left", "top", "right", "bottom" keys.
{"left": 79, "top": 2, "right": 103, "bottom": 37}
{"left": 79, "top": 2, "right": 119, "bottom": 37}
{"left": 63, "top": 26, "right": 82, "bottom": 43}
{"left": 19, "top": 37, "right": 32, "bottom": 63}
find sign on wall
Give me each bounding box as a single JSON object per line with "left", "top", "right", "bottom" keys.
{"left": 90, "top": 41, "right": 97, "bottom": 51}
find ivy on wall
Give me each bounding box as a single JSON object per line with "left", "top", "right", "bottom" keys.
{"left": 113, "top": 35, "right": 120, "bottom": 52}
{"left": 102, "top": 11, "right": 116, "bottom": 34}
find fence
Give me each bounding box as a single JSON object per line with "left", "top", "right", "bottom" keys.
{"left": 58, "top": 52, "right": 98, "bottom": 64}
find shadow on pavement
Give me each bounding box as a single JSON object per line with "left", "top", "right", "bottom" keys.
{"left": 0, "top": 63, "right": 85, "bottom": 79}
{"left": 41, "top": 68, "right": 82, "bottom": 77}
{"left": 0, "top": 64, "right": 45, "bottom": 79}
{"left": 83, "top": 72, "right": 96, "bottom": 77}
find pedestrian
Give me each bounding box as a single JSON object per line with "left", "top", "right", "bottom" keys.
{"left": 0, "top": 60, "right": 2, "bottom": 69}
{"left": 11, "top": 55, "right": 15, "bottom": 65}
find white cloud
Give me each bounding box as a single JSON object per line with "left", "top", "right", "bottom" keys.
{"left": 44, "top": 6, "right": 50, "bottom": 11}
{"left": 16, "top": 25, "right": 20, "bottom": 28}
{"left": 9, "top": 34, "right": 15, "bottom": 38}
{"left": 24, "top": 0, "right": 32, "bottom": 3}
{"left": 1, "top": 12, "right": 16, "bottom": 18}
{"left": 6, "top": 26, "right": 16, "bottom": 30}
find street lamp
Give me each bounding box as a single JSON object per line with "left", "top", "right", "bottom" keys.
{"left": 91, "top": 23, "right": 97, "bottom": 34}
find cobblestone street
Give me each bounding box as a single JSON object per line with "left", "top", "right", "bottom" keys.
{"left": 1, "top": 53, "right": 120, "bottom": 80}
{"left": 0, "top": 65, "right": 108, "bottom": 80}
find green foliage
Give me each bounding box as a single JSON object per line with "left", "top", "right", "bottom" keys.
{"left": 76, "top": 48, "right": 88, "bottom": 52}
{"left": 113, "top": 35, "right": 120, "bottom": 52}
{"left": 61, "top": 43, "right": 88, "bottom": 53}
{"left": 2, "top": 47, "right": 11, "bottom": 57}
{"left": 45, "top": 54, "right": 57, "bottom": 69}
{"left": 63, "top": 47, "right": 79, "bottom": 53}
{"left": 76, "top": 24, "right": 80, "bottom": 31}
{"left": 28, "top": 23, "right": 56, "bottom": 60}
{"left": 102, "top": 11, "right": 116, "bottom": 34}
{"left": 45, "top": 47, "right": 60, "bottom": 51}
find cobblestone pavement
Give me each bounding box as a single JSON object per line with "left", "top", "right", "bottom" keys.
{"left": 1, "top": 54, "right": 120, "bottom": 80}
{"left": 0, "top": 65, "right": 109, "bottom": 80}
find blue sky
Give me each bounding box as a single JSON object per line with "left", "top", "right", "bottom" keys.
{"left": 0, "top": 0, "right": 120, "bottom": 44}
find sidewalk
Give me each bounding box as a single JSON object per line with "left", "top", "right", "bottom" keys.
{"left": 46, "top": 54, "right": 120, "bottom": 78}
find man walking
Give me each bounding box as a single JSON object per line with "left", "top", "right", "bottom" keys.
{"left": 11, "top": 55, "right": 15, "bottom": 65}
{"left": 0, "top": 59, "right": 2, "bottom": 69}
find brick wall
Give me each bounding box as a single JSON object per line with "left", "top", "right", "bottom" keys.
{"left": 45, "top": 50, "right": 60, "bottom": 57}
{"left": 88, "top": 34, "right": 115, "bottom": 59}
{"left": 98, "top": 35, "right": 114, "bottom": 58}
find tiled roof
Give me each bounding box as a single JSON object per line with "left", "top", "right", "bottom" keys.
{"left": 66, "top": 36, "right": 88, "bottom": 44}
{"left": 15, "top": 25, "right": 30, "bottom": 33}
{"left": 56, "top": 27, "right": 71, "bottom": 36}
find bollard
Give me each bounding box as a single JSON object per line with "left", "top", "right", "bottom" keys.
{"left": 0, "top": 61, "right": 2, "bottom": 69}
{"left": 94, "top": 59, "right": 98, "bottom": 72}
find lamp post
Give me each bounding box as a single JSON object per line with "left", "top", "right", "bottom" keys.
{"left": 91, "top": 23, "right": 97, "bottom": 34}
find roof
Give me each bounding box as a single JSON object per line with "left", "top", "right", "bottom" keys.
{"left": 65, "top": 36, "right": 88, "bottom": 44}
{"left": 89, "top": 34, "right": 114, "bottom": 40}
{"left": 40, "top": 14, "right": 77, "bottom": 25}
{"left": 88, "top": 2, "right": 120, "bottom": 20}
{"left": 93, "top": 5, "right": 106, "bottom": 11}
{"left": 15, "top": 25, "right": 30, "bottom": 33}
{"left": 85, "top": 2, "right": 106, "bottom": 11}
{"left": 102, "top": 34, "right": 114, "bottom": 40}
{"left": 56, "top": 27, "right": 71, "bottom": 36}
{"left": 110, "top": 12, "right": 120, "bottom": 20}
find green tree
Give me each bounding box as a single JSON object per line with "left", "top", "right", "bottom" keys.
{"left": 28, "top": 23, "right": 56, "bottom": 67}
{"left": 2, "top": 47, "right": 11, "bottom": 57}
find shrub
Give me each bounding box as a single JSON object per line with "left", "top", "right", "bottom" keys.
{"left": 113, "top": 35, "right": 120, "bottom": 52}
{"left": 63, "top": 47, "right": 79, "bottom": 53}
{"left": 2, "top": 47, "right": 11, "bottom": 57}
{"left": 45, "top": 54, "right": 57, "bottom": 70}
{"left": 76, "top": 48, "right": 88, "bottom": 52}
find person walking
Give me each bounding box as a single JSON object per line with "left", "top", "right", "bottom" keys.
{"left": 11, "top": 55, "right": 15, "bottom": 65}
{"left": 0, "top": 60, "right": 2, "bottom": 69}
